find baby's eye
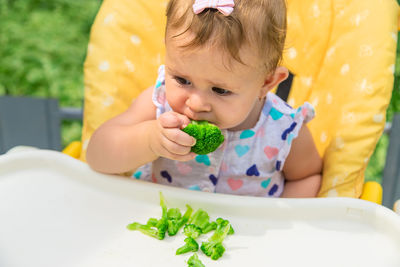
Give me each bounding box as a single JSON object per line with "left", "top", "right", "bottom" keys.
{"left": 174, "top": 76, "right": 191, "bottom": 86}
{"left": 212, "top": 87, "right": 231, "bottom": 96}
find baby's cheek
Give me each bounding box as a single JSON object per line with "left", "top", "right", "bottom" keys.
{"left": 165, "top": 88, "right": 186, "bottom": 113}
{"left": 217, "top": 104, "right": 254, "bottom": 129}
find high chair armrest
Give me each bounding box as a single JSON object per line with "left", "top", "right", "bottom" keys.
{"left": 360, "top": 181, "right": 383, "bottom": 205}
{"left": 62, "top": 141, "right": 82, "bottom": 159}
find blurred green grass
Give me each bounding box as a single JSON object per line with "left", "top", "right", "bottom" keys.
{"left": 0, "top": 0, "right": 101, "bottom": 146}
{"left": 0, "top": 0, "right": 399, "bottom": 182}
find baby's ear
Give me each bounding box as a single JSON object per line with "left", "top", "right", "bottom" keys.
{"left": 259, "top": 66, "right": 289, "bottom": 98}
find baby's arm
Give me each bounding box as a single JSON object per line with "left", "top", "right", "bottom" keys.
{"left": 86, "top": 86, "right": 196, "bottom": 174}
{"left": 281, "top": 125, "right": 322, "bottom": 198}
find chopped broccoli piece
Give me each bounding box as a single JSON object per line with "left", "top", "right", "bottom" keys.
{"left": 187, "top": 253, "right": 205, "bottom": 267}
{"left": 127, "top": 192, "right": 192, "bottom": 239}
{"left": 216, "top": 217, "right": 234, "bottom": 235}
{"left": 183, "top": 210, "right": 219, "bottom": 238}
{"left": 146, "top": 217, "right": 159, "bottom": 227}
{"left": 127, "top": 192, "right": 235, "bottom": 264}
{"left": 182, "top": 120, "right": 224, "bottom": 155}
{"left": 161, "top": 192, "right": 193, "bottom": 236}
{"left": 201, "top": 241, "right": 225, "bottom": 261}
{"left": 200, "top": 218, "right": 231, "bottom": 260}
{"left": 189, "top": 209, "right": 213, "bottom": 232}
{"left": 167, "top": 205, "right": 193, "bottom": 236}
{"left": 167, "top": 208, "right": 182, "bottom": 235}
{"left": 202, "top": 221, "right": 217, "bottom": 234}
{"left": 183, "top": 224, "right": 202, "bottom": 239}
{"left": 126, "top": 218, "right": 167, "bottom": 240}
{"left": 127, "top": 194, "right": 169, "bottom": 239}
{"left": 176, "top": 237, "right": 199, "bottom": 255}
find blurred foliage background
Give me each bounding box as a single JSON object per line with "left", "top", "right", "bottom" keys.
{"left": 0, "top": 0, "right": 102, "bottom": 147}
{"left": 0, "top": 0, "right": 399, "bottom": 183}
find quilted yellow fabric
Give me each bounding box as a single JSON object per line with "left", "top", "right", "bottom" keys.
{"left": 81, "top": 0, "right": 399, "bottom": 198}
{"left": 81, "top": 0, "right": 168, "bottom": 162}
{"left": 282, "top": 0, "right": 399, "bottom": 197}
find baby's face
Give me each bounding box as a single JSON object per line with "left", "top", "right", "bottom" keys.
{"left": 164, "top": 30, "right": 268, "bottom": 130}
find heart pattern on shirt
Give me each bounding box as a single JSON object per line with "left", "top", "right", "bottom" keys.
{"left": 246, "top": 164, "right": 260, "bottom": 176}
{"left": 189, "top": 185, "right": 201, "bottom": 191}
{"left": 195, "top": 154, "right": 211, "bottom": 166}
{"left": 133, "top": 171, "right": 142, "bottom": 179}
{"left": 261, "top": 179, "right": 271, "bottom": 188}
{"left": 264, "top": 146, "right": 279, "bottom": 159}
{"left": 268, "top": 184, "right": 279, "bottom": 196}
{"left": 269, "top": 107, "right": 284, "bottom": 120}
{"left": 176, "top": 162, "right": 193, "bottom": 175}
{"left": 209, "top": 174, "right": 218, "bottom": 186}
{"left": 227, "top": 178, "right": 243, "bottom": 191}
{"left": 281, "top": 122, "right": 297, "bottom": 140}
{"left": 151, "top": 173, "right": 157, "bottom": 183}
{"left": 160, "top": 170, "right": 172, "bottom": 183}
{"left": 240, "top": 129, "right": 255, "bottom": 139}
{"left": 235, "top": 145, "right": 250, "bottom": 157}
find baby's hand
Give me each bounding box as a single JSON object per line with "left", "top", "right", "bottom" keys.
{"left": 149, "top": 111, "right": 196, "bottom": 161}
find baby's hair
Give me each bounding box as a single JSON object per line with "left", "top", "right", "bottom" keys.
{"left": 166, "top": 0, "right": 287, "bottom": 73}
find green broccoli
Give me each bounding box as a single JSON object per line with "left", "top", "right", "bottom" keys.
{"left": 187, "top": 253, "right": 205, "bottom": 267}
{"left": 216, "top": 217, "right": 234, "bottom": 235}
{"left": 182, "top": 120, "right": 224, "bottom": 155}
{"left": 127, "top": 192, "right": 235, "bottom": 264}
{"left": 202, "top": 221, "right": 217, "bottom": 234}
{"left": 126, "top": 218, "right": 167, "bottom": 240}
{"left": 183, "top": 223, "right": 202, "bottom": 239}
{"left": 127, "top": 192, "right": 192, "bottom": 239}
{"left": 200, "top": 218, "right": 231, "bottom": 260}
{"left": 126, "top": 193, "right": 169, "bottom": 240}
{"left": 189, "top": 209, "right": 214, "bottom": 233}
{"left": 161, "top": 192, "right": 193, "bottom": 236}
{"left": 167, "top": 205, "right": 193, "bottom": 236}
{"left": 176, "top": 237, "right": 199, "bottom": 255}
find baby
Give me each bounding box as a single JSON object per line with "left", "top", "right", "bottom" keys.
{"left": 87, "top": 0, "right": 322, "bottom": 198}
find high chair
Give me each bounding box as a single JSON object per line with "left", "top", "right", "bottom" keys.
{"left": 69, "top": 0, "right": 400, "bottom": 209}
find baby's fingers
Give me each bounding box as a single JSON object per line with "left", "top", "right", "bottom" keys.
{"left": 159, "top": 112, "right": 191, "bottom": 129}
{"left": 163, "top": 128, "right": 196, "bottom": 147}
{"left": 158, "top": 134, "right": 196, "bottom": 161}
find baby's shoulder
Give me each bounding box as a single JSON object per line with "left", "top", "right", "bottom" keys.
{"left": 265, "top": 92, "right": 315, "bottom": 123}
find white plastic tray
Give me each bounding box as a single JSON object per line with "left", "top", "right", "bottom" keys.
{"left": 1, "top": 149, "right": 400, "bottom": 267}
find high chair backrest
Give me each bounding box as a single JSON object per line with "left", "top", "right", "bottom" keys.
{"left": 81, "top": 0, "right": 400, "bottom": 198}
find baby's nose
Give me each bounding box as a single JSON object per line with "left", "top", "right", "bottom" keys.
{"left": 186, "top": 93, "right": 212, "bottom": 113}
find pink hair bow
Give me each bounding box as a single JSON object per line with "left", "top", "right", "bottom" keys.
{"left": 193, "top": 0, "right": 235, "bottom": 16}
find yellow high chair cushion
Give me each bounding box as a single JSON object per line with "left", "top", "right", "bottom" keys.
{"left": 81, "top": 0, "right": 167, "bottom": 162}
{"left": 282, "top": 0, "right": 399, "bottom": 197}
{"left": 81, "top": 0, "right": 399, "bottom": 198}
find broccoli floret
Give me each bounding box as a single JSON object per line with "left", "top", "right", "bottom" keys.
{"left": 127, "top": 192, "right": 190, "bottom": 240}
{"left": 167, "top": 208, "right": 182, "bottom": 235}
{"left": 127, "top": 193, "right": 169, "bottom": 239}
{"left": 146, "top": 217, "right": 159, "bottom": 227}
{"left": 176, "top": 237, "right": 199, "bottom": 255}
{"left": 200, "top": 218, "right": 231, "bottom": 260}
{"left": 167, "top": 205, "right": 193, "bottom": 236}
{"left": 161, "top": 192, "right": 193, "bottom": 236}
{"left": 202, "top": 221, "right": 217, "bottom": 234}
{"left": 216, "top": 217, "right": 234, "bottom": 235}
{"left": 182, "top": 120, "right": 224, "bottom": 155}
{"left": 201, "top": 241, "right": 225, "bottom": 260}
{"left": 126, "top": 218, "right": 167, "bottom": 240}
{"left": 189, "top": 209, "right": 213, "bottom": 232}
{"left": 187, "top": 253, "right": 205, "bottom": 267}
{"left": 183, "top": 224, "right": 202, "bottom": 239}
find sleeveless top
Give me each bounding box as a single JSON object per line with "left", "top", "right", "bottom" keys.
{"left": 133, "top": 65, "right": 315, "bottom": 197}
